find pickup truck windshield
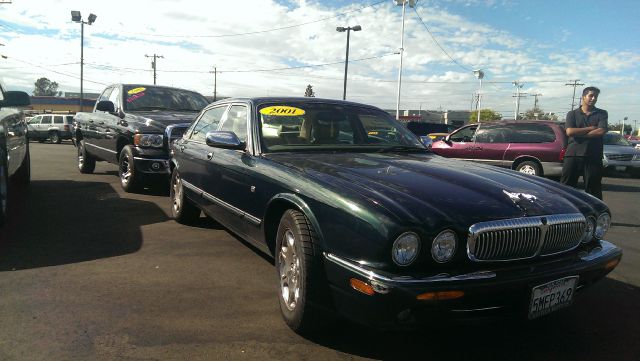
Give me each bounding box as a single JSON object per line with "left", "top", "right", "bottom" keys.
{"left": 259, "top": 103, "right": 425, "bottom": 152}
{"left": 123, "top": 85, "right": 209, "bottom": 112}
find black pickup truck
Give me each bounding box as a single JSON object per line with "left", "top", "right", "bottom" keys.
{"left": 73, "top": 84, "right": 209, "bottom": 192}
{"left": 0, "top": 82, "right": 31, "bottom": 226}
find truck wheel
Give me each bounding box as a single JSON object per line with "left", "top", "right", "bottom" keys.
{"left": 275, "top": 209, "right": 323, "bottom": 334}
{"left": 0, "top": 158, "right": 8, "bottom": 226}
{"left": 516, "top": 161, "right": 541, "bottom": 176}
{"left": 119, "top": 146, "right": 143, "bottom": 192}
{"left": 77, "top": 140, "right": 96, "bottom": 174}
{"left": 170, "top": 168, "right": 200, "bottom": 224}
{"left": 49, "top": 131, "right": 61, "bottom": 144}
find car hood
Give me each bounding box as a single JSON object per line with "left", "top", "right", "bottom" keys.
{"left": 604, "top": 144, "right": 640, "bottom": 155}
{"left": 267, "top": 152, "right": 599, "bottom": 227}
{"left": 126, "top": 111, "right": 198, "bottom": 132}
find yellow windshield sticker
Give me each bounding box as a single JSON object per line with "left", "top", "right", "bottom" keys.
{"left": 127, "top": 87, "right": 146, "bottom": 95}
{"left": 260, "top": 106, "right": 306, "bottom": 116}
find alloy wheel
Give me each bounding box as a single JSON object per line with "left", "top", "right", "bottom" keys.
{"left": 279, "top": 229, "right": 301, "bottom": 311}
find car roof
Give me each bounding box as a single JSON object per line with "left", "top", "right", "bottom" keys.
{"left": 209, "top": 96, "right": 384, "bottom": 111}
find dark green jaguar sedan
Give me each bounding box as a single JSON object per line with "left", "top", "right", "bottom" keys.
{"left": 169, "top": 97, "right": 622, "bottom": 333}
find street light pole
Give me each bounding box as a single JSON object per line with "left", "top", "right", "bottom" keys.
{"left": 394, "top": 0, "right": 416, "bottom": 120}
{"left": 71, "top": 11, "right": 97, "bottom": 113}
{"left": 473, "top": 69, "right": 484, "bottom": 123}
{"left": 336, "top": 25, "right": 361, "bottom": 100}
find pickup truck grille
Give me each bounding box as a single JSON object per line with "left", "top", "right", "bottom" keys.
{"left": 467, "top": 213, "right": 586, "bottom": 262}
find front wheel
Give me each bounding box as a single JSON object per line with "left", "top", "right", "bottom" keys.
{"left": 515, "top": 161, "right": 541, "bottom": 176}
{"left": 0, "top": 158, "right": 8, "bottom": 226}
{"left": 77, "top": 140, "right": 96, "bottom": 174}
{"left": 170, "top": 168, "right": 200, "bottom": 224}
{"left": 275, "top": 209, "right": 322, "bottom": 334}
{"left": 118, "top": 146, "right": 143, "bottom": 192}
{"left": 13, "top": 144, "right": 30, "bottom": 186}
{"left": 49, "top": 131, "right": 61, "bottom": 144}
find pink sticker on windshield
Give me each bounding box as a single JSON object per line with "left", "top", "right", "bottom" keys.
{"left": 127, "top": 92, "right": 145, "bottom": 103}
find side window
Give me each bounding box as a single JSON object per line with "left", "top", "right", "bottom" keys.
{"left": 219, "top": 105, "right": 248, "bottom": 142}
{"left": 41, "top": 115, "right": 53, "bottom": 125}
{"left": 65, "top": 116, "right": 74, "bottom": 124}
{"left": 28, "top": 116, "right": 41, "bottom": 124}
{"left": 108, "top": 87, "right": 121, "bottom": 110}
{"left": 189, "top": 106, "right": 228, "bottom": 142}
{"left": 53, "top": 116, "right": 64, "bottom": 124}
{"left": 474, "top": 125, "right": 509, "bottom": 143}
{"left": 98, "top": 87, "right": 113, "bottom": 103}
{"left": 449, "top": 126, "right": 477, "bottom": 142}
{"left": 508, "top": 124, "right": 556, "bottom": 143}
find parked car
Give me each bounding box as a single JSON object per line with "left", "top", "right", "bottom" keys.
{"left": 73, "top": 84, "right": 209, "bottom": 192}
{"left": 170, "top": 97, "right": 621, "bottom": 332}
{"left": 26, "top": 113, "right": 74, "bottom": 143}
{"left": 431, "top": 121, "right": 567, "bottom": 177}
{"left": 0, "top": 82, "right": 31, "bottom": 226}
{"left": 405, "top": 121, "right": 457, "bottom": 138}
{"left": 602, "top": 132, "right": 640, "bottom": 177}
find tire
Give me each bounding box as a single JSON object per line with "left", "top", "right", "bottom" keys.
{"left": 275, "top": 209, "right": 322, "bottom": 334}
{"left": 118, "top": 145, "right": 143, "bottom": 192}
{"left": 77, "top": 140, "right": 96, "bottom": 174}
{"left": 170, "top": 167, "right": 200, "bottom": 224}
{"left": 515, "top": 161, "right": 541, "bottom": 176}
{"left": 49, "top": 131, "right": 61, "bottom": 144}
{"left": 0, "top": 158, "right": 8, "bottom": 226}
{"left": 13, "top": 143, "right": 30, "bottom": 186}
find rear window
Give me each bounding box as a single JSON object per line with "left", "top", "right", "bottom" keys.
{"left": 53, "top": 116, "right": 64, "bottom": 124}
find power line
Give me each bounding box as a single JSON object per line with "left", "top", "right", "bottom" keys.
{"left": 565, "top": 79, "right": 584, "bottom": 110}
{"left": 2, "top": 56, "right": 108, "bottom": 86}
{"left": 122, "top": 0, "right": 386, "bottom": 39}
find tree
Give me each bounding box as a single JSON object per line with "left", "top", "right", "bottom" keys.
{"left": 523, "top": 108, "right": 558, "bottom": 121}
{"left": 33, "top": 77, "right": 59, "bottom": 96}
{"left": 469, "top": 109, "right": 502, "bottom": 123}
{"left": 304, "top": 84, "right": 315, "bottom": 97}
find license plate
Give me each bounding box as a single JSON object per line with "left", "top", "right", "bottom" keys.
{"left": 528, "top": 276, "right": 578, "bottom": 319}
{"left": 615, "top": 166, "right": 627, "bottom": 171}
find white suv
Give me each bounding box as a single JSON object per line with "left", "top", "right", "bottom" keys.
{"left": 26, "top": 114, "right": 74, "bottom": 144}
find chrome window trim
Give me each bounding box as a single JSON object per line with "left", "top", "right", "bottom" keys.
{"left": 467, "top": 213, "right": 586, "bottom": 262}
{"left": 181, "top": 179, "right": 261, "bottom": 226}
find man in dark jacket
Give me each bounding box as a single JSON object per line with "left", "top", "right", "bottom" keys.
{"left": 560, "top": 86, "right": 608, "bottom": 200}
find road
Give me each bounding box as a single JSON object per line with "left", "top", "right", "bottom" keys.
{"left": 1, "top": 142, "right": 639, "bottom": 361}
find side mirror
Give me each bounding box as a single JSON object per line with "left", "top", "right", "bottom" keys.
{"left": 96, "top": 100, "right": 115, "bottom": 113}
{"left": 0, "top": 91, "right": 31, "bottom": 108}
{"left": 444, "top": 134, "right": 452, "bottom": 143}
{"left": 205, "top": 131, "right": 246, "bottom": 150}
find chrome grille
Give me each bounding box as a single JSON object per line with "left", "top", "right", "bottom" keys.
{"left": 468, "top": 214, "right": 586, "bottom": 262}
{"left": 606, "top": 153, "right": 633, "bottom": 161}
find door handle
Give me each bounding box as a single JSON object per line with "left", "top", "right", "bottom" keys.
{"left": 206, "top": 152, "right": 213, "bottom": 160}
{"left": 179, "top": 145, "right": 186, "bottom": 152}
{"left": 98, "top": 121, "right": 105, "bottom": 125}
{"left": 88, "top": 120, "right": 94, "bottom": 123}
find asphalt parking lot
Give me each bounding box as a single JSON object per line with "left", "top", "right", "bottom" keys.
{"left": 1, "top": 142, "right": 639, "bottom": 361}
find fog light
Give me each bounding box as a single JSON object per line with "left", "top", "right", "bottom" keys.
{"left": 350, "top": 278, "right": 375, "bottom": 296}
{"left": 417, "top": 291, "right": 464, "bottom": 301}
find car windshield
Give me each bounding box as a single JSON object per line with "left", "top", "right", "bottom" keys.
{"left": 604, "top": 133, "right": 632, "bottom": 146}
{"left": 123, "top": 85, "right": 209, "bottom": 112}
{"left": 258, "top": 102, "right": 425, "bottom": 152}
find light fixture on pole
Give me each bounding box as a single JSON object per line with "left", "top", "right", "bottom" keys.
{"left": 71, "top": 10, "right": 97, "bottom": 113}
{"left": 394, "top": 0, "right": 417, "bottom": 120}
{"left": 473, "top": 69, "right": 484, "bottom": 123}
{"left": 336, "top": 25, "right": 361, "bottom": 101}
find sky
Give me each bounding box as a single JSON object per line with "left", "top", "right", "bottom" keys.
{"left": 0, "top": 0, "right": 639, "bottom": 125}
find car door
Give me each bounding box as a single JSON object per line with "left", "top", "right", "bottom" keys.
{"left": 27, "top": 115, "right": 42, "bottom": 139}
{"left": 433, "top": 124, "right": 478, "bottom": 160}
{"left": 97, "top": 86, "right": 124, "bottom": 163}
{"left": 175, "top": 104, "right": 228, "bottom": 208}
{"left": 469, "top": 123, "right": 509, "bottom": 166}
{"left": 202, "top": 103, "right": 255, "bottom": 236}
{"left": 82, "top": 87, "right": 113, "bottom": 160}
{"left": 38, "top": 115, "right": 53, "bottom": 139}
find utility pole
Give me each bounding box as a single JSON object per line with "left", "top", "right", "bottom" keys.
{"left": 512, "top": 81, "right": 526, "bottom": 120}
{"left": 532, "top": 93, "right": 542, "bottom": 119}
{"left": 209, "top": 67, "right": 217, "bottom": 102}
{"left": 565, "top": 79, "right": 584, "bottom": 110}
{"left": 145, "top": 54, "right": 164, "bottom": 85}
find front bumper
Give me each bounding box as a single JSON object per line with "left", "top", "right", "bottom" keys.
{"left": 323, "top": 240, "right": 622, "bottom": 328}
{"left": 131, "top": 147, "right": 171, "bottom": 175}
{"left": 603, "top": 158, "right": 640, "bottom": 170}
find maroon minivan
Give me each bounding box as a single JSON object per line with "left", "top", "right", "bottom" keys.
{"left": 431, "top": 121, "right": 567, "bottom": 177}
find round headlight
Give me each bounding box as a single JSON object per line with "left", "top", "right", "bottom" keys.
{"left": 431, "top": 230, "right": 457, "bottom": 263}
{"left": 392, "top": 232, "right": 421, "bottom": 266}
{"left": 595, "top": 213, "right": 611, "bottom": 239}
{"left": 583, "top": 216, "right": 595, "bottom": 243}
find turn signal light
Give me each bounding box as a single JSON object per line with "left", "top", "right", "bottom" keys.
{"left": 350, "top": 278, "right": 375, "bottom": 296}
{"left": 605, "top": 258, "right": 620, "bottom": 271}
{"left": 416, "top": 290, "right": 464, "bottom": 301}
